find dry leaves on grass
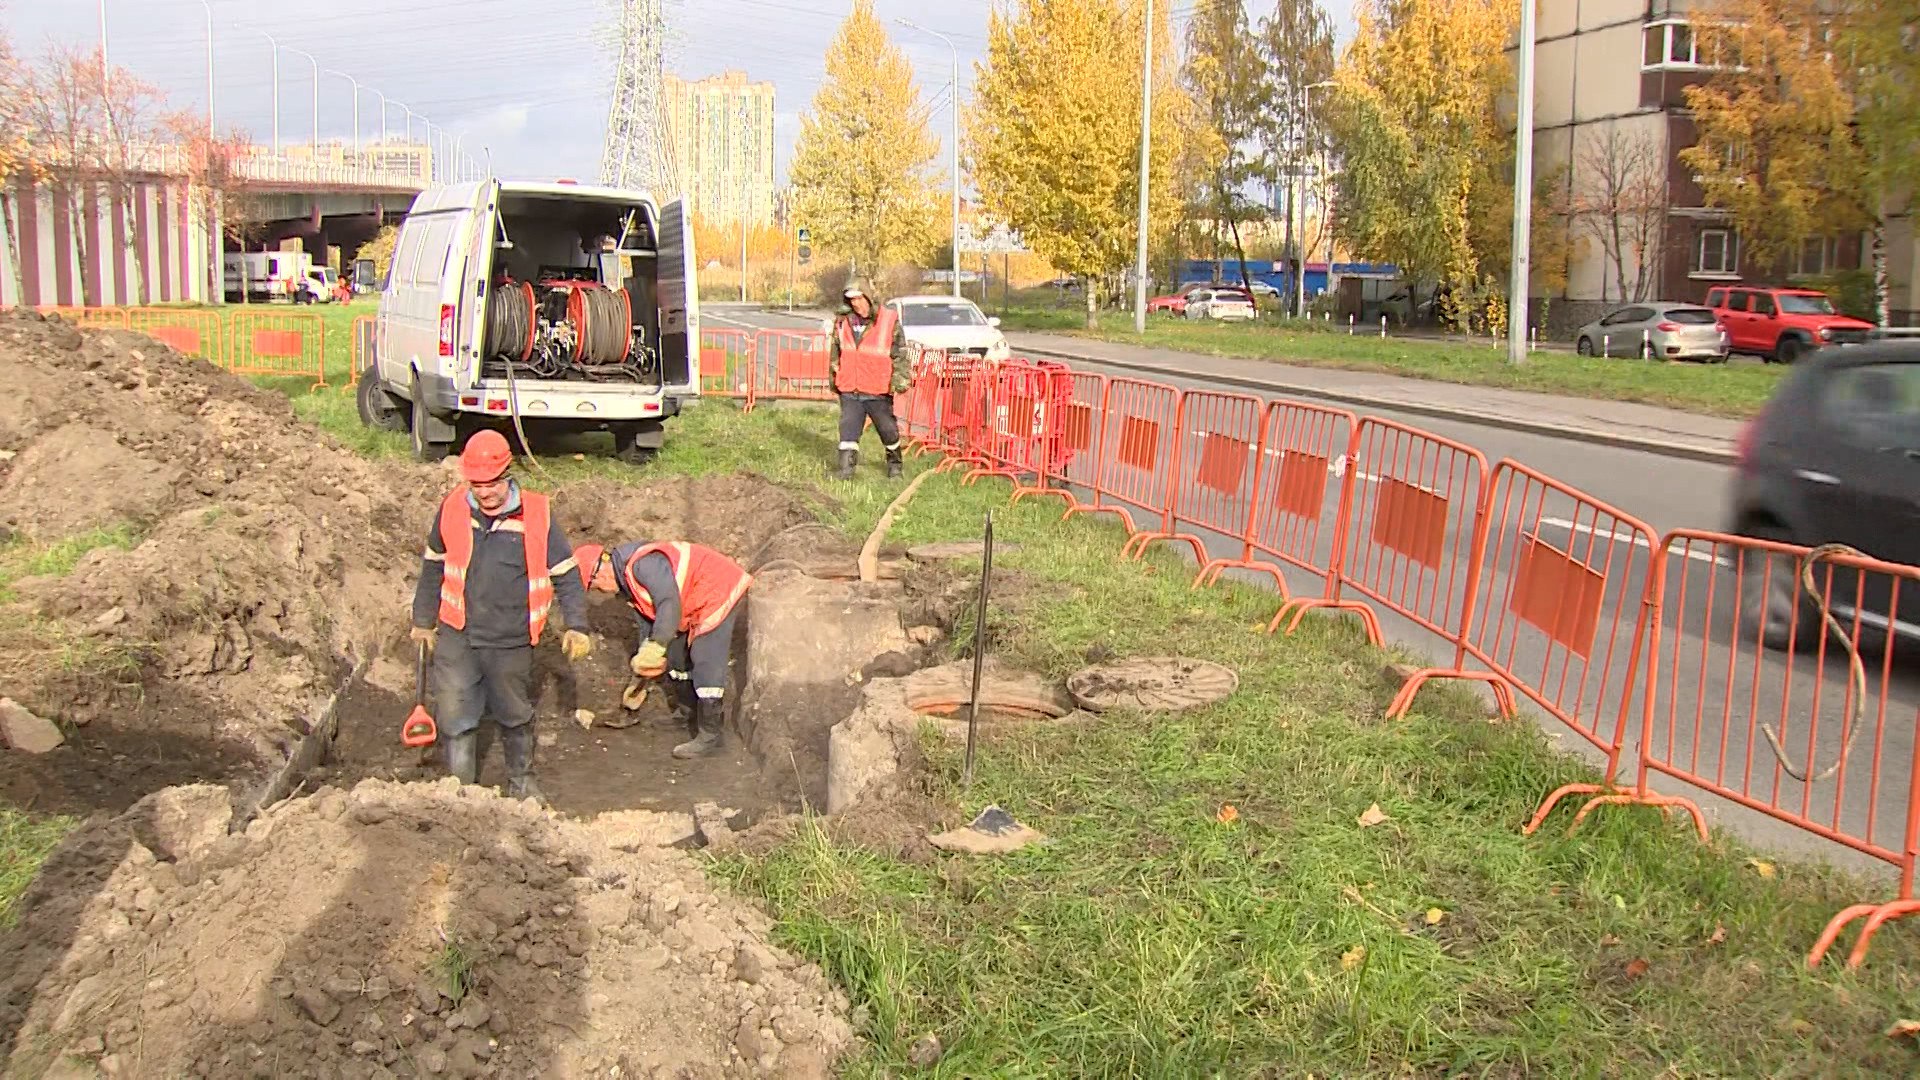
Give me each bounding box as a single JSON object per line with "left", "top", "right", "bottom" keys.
{"left": 1885, "top": 1019, "right": 1920, "bottom": 1040}
{"left": 1747, "top": 857, "right": 1778, "bottom": 879}
{"left": 1623, "top": 958, "right": 1651, "bottom": 981}
{"left": 1706, "top": 924, "right": 1728, "bottom": 945}
{"left": 1340, "top": 945, "right": 1367, "bottom": 971}
{"left": 1424, "top": 908, "right": 1446, "bottom": 926}
{"left": 1215, "top": 804, "right": 1239, "bottom": 824}
{"left": 1356, "top": 803, "right": 1390, "bottom": 829}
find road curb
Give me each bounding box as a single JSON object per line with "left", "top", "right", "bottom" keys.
{"left": 1009, "top": 343, "right": 1739, "bottom": 467}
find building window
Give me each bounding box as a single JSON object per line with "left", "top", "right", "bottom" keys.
{"left": 1643, "top": 19, "right": 1718, "bottom": 70}
{"left": 1795, "top": 237, "right": 1832, "bottom": 277}
{"left": 1695, "top": 230, "right": 1737, "bottom": 276}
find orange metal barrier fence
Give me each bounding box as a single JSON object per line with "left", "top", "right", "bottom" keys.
{"left": 226, "top": 310, "right": 327, "bottom": 387}
{"left": 698, "top": 327, "right": 755, "bottom": 402}
{"left": 897, "top": 354, "right": 1920, "bottom": 969}
{"left": 127, "top": 309, "right": 222, "bottom": 360}
{"left": 350, "top": 315, "right": 376, "bottom": 377}
{"left": 751, "top": 329, "right": 833, "bottom": 404}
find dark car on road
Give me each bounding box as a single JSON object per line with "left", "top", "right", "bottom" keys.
{"left": 1732, "top": 340, "right": 1920, "bottom": 644}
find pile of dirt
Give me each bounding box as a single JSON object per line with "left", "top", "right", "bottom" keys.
{"left": 0, "top": 779, "right": 852, "bottom": 1079}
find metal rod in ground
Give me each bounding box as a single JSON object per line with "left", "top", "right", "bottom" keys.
{"left": 963, "top": 510, "right": 995, "bottom": 790}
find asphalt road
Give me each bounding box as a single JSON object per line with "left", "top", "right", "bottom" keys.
{"left": 709, "top": 306, "right": 1918, "bottom": 877}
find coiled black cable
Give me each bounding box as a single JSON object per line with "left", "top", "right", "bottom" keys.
{"left": 573, "top": 285, "right": 634, "bottom": 364}
{"left": 484, "top": 281, "right": 536, "bottom": 361}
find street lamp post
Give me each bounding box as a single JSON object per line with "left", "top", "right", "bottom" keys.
{"left": 196, "top": 1, "right": 214, "bottom": 135}
{"left": 98, "top": 0, "right": 110, "bottom": 93}
{"left": 285, "top": 46, "right": 319, "bottom": 154}
{"left": 372, "top": 89, "right": 388, "bottom": 142}
{"left": 326, "top": 70, "right": 361, "bottom": 157}
{"left": 1132, "top": 0, "right": 1155, "bottom": 334}
{"left": 1507, "top": 0, "right": 1539, "bottom": 364}
{"left": 899, "top": 20, "right": 962, "bottom": 298}
{"left": 1286, "top": 79, "right": 1335, "bottom": 319}
{"left": 253, "top": 30, "right": 282, "bottom": 152}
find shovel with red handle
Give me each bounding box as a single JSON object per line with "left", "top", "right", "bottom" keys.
{"left": 401, "top": 640, "right": 438, "bottom": 748}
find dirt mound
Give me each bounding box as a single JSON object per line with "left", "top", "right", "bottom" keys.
{"left": 1, "top": 779, "right": 851, "bottom": 1079}
{"left": 555, "top": 474, "right": 813, "bottom": 563}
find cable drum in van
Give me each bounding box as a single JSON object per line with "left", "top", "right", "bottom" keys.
{"left": 568, "top": 284, "right": 635, "bottom": 365}
{"left": 484, "top": 281, "right": 537, "bottom": 361}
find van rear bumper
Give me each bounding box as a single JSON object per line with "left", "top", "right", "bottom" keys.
{"left": 458, "top": 380, "right": 689, "bottom": 424}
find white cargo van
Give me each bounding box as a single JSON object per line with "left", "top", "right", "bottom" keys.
{"left": 224, "top": 250, "right": 310, "bottom": 302}
{"left": 357, "top": 180, "right": 699, "bottom": 462}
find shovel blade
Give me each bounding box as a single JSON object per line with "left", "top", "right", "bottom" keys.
{"left": 401, "top": 704, "right": 438, "bottom": 748}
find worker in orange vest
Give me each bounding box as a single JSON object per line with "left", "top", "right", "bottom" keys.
{"left": 826, "top": 283, "right": 914, "bottom": 480}
{"left": 410, "top": 430, "right": 594, "bottom": 800}
{"left": 573, "top": 540, "right": 753, "bottom": 759}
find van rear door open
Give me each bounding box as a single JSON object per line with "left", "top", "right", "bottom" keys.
{"left": 455, "top": 181, "right": 501, "bottom": 391}
{"left": 657, "top": 198, "right": 699, "bottom": 396}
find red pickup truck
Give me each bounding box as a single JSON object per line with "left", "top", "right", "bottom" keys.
{"left": 1704, "top": 285, "right": 1874, "bottom": 364}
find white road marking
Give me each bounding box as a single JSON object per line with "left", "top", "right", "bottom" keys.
{"left": 703, "top": 311, "right": 764, "bottom": 330}
{"left": 1536, "top": 516, "right": 1722, "bottom": 566}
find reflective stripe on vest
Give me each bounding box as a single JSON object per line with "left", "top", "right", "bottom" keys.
{"left": 834, "top": 306, "right": 898, "bottom": 395}
{"left": 619, "top": 541, "right": 754, "bottom": 639}
{"left": 435, "top": 488, "right": 557, "bottom": 644}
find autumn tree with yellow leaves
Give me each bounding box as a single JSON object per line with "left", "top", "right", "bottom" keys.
{"left": 967, "top": 0, "right": 1190, "bottom": 329}
{"left": 788, "top": 0, "right": 942, "bottom": 282}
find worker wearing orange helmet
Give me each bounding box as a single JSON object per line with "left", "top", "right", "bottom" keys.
{"left": 571, "top": 540, "right": 752, "bottom": 759}
{"left": 409, "top": 430, "right": 594, "bottom": 800}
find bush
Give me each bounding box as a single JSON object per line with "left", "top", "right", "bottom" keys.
{"left": 1805, "top": 269, "right": 1876, "bottom": 321}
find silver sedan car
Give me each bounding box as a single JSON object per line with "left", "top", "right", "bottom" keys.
{"left": 1574, "top": 303, "right": 1729, "bottom": 362}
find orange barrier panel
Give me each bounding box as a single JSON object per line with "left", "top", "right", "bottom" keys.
{"left": 1123, "top": 389, "right": 1266, "bottom": 568}
{"left": 1196, "top": 398, "right": 1358, "bottom": 597}
{"left": 698, "top": 327, "right": 755, "bottom": 402}
{"left": 1011, "top": 369, "right": 1107, "bottom": 510}
{"left": 932, "top": 361, "right": 996, "bottom": 474}
{"left": 1390, "top": 461, "right": 1659, "bottom": 759}
{"left": 964, "top": 360, "right": 1065, "bottom": 487}
{"left": 1569, "top": 532, "right": 1920, "bottom": 968}
{"left": 127, "top": 308, "right": 222, "bottom": 360}
{"left": 1276, "top": 419, "right": 1491, "bottom": 648}
{"left": 226, "top": 310, "right": 327, "bottom": 387}
{"left": 349, "top": 315, "right": 376, "bottom": 377}
{"left": 1062, "top": 378, "right": 1180, "bottom": 537}
{"left": 38, "top": 306, "right": 129, "bottom": 330}
{"left": 752, "top": 329, "right": 833, "bottom": 403}
{"left": 899, "top": 349, "right": 950, "bottom": 452}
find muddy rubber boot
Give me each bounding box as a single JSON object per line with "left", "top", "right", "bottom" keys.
{"left": 885, "top": 447, "right": 904, "bottom": 479}
{"left": 443, "top": 731, "right": 480, "bottom": 786}
{"left": 473, "top": 724, "right": 496, "bottom": 783}
{"left": 501, "top": 724, "right": 545, "bottom": 804}
{"left": 835, "top": 448, "right": 857, "bottom": 480}
{"left": 672, "top": 700, "right": 725, "bottom": 760}
{"left": 665, "top": 676, "right": 699, "bottom": 731}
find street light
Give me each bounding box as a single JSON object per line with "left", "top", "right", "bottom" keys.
{"left": 326, "top": 69, "right": 361, "bottom": 157}
{"left": 252, "top": 29, "right": 282, "bottom": 152}
{"left": 898, "top": 19, "right": 962, "bottom": 298}
{"left": 1285, "top": 79, "right": 1335, "bottom": 318}
{"left": 1507, "top": 0, "right": 1539, "bottom": 364}
{"left": 195, "top": 1, "right": 214, "bottom": 135}
{"left": 98, "top": 0, "right": 110, "bottom": 94}
{"left": 1132, "top": 0, "right": 1155, "bottom": 334}
{"left": 283, "top": 45, "right": 319, "bottom": 153}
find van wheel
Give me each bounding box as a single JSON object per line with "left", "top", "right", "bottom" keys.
{"left": 410, "top": 374, "right": 452, "bottom": 462}
{"left": 357, "top": 365, "right": 409, "bottom": 433}
{"left": 611, "top": 421, "right": 662, "bottom": 466}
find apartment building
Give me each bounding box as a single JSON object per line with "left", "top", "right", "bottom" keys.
{"left": 1530, "top": 0, "right": 1915, "bottom": 327}
{"left": 661, "top": 71, "right": 776, "bottom": 227}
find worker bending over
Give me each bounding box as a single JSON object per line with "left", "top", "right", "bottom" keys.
{"left": 411, "top": 430, "right": 594, "bottom": 800}
{"left": 574, "top": 540, "right": 752, "bottom": 759}
{"left": 827, "top": 283, "right": 915, "bottom": 480}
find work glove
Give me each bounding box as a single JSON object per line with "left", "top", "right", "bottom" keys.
{"left": 630, "top": 639, "right": 670, "bottom": 677}
{"left": 621, "top": 678, "right": 649, "bottom": 712}
{"left": 561, "top": 630, "right": 594, "bottom": 663}
{"left": 409, "top": 625, "right": 437, "bottom": 652}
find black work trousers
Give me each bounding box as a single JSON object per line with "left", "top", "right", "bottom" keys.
{"left": 432, "top": 628, "right": 536, "bottom": 737}
{"left": 837, "top": 393, "right": 900, "bottom": 452}
{"left": 635, "top": 607, "right": 742, "bottom": 701}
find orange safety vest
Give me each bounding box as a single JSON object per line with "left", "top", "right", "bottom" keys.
{"left": 619, "top": 542, "right": 754, "bottom": 638}
{"left": 435, "top": 488, "right": 557, "bottom": 644}
{"left": 834, "top": 307, "right": 899, "bottom": 395}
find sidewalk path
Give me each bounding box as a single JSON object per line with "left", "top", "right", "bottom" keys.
{"left": 1005, "top": 330, "right": 1743, "bottom": 465}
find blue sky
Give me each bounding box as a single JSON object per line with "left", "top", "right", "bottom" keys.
{"left": 7, "top": 1, "right": 1349, "bottom": 184}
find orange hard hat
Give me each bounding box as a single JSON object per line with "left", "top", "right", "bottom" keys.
{"left": 574, "top": 543, "right": 606, "bottom": 591}
{"left": 460, "top": 430, "right": 513, "bottom": 484}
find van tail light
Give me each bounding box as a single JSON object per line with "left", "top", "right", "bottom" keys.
{"left": 438, "top": 304, "right": 455, "bottom": 357}
{"left": 1656, "top": 322, "right": 1681, "bottom": 332}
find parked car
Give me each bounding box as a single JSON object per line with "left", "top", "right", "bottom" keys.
{"left": 1730, "top": 339, "right": 1920, "bottom": 646}
{"left": 1146, "top": 283, "right": 1210, "bottom": 316}
{"left": 1244, "top": 280, "right": 1281, "bottom": 300}
{"left": 887, "top": 295, "right": 1011, "bottom": 361}
{"left": 1185, "top": 287, "right": 1257, "bottom": 322}
{"left": 1706, "top": 285, "right": 1874, "bottom": 364}
{"left": 1574, "top": 303, "right": 1728, "bottom": 362}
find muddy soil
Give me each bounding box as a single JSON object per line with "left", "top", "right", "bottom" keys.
{"left": 0, "top": 780, "right": 852, "bottom": 1078}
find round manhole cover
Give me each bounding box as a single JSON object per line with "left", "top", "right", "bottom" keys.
{"left": 908, "top": 540, "right": 1020, "bottom": 562}
{"left": 1067, "top": 656, "right": 1239, "bottom": 713}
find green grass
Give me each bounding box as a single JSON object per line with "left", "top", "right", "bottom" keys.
{"left": 996, "top": 305, "right": 1788, "bottom": 419}
{"left": 249, "top": 374, "right": 1920, "bottom": 1074}
{"left": 0, "top": 524, "right": 142, "bottom": 600}
{"left": 0, "top": 808, "right": 75, "bottom": 929}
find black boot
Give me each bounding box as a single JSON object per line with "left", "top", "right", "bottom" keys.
{"left": 835, "top": 448, "right": 857, "bottom": 480}
{"left": 444, "top": 731, "right": 480, "bottom": 785}
{"left": 473, "top": 724, "right": 496, "bottom": 783}
{"left": 501, "top": 724, "right": 545, "bottom": 803}
{"left": 672, "top": 699, "right": 725, "bottom": 760}
{"left": 885, "top": 446, "right": 904, "bottom": 479}
{"left": 666, "top": 676, "right": 699, "bottom": 732}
